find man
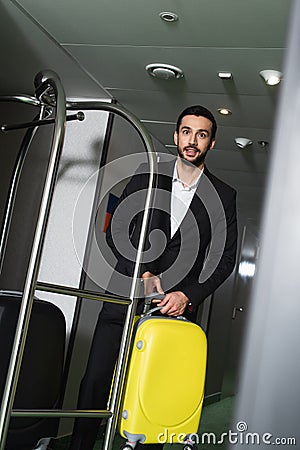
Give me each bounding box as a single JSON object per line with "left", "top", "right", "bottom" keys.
{"left": 69, "top": 105, "right": 237, "bottom": 450}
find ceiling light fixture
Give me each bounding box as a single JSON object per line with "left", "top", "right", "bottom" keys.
{"left": 235, "top": 137, "right": 253, "bottom": 149}
{"left": 259, "top": 70, "right": 283, "bottom": 86}
{"left": 218, "top": 72, "right": 233, "bottom": 80}
{"left": 218, "top": 108, "right": 232, "bottom": 115}
{"left": 258, "top": 140, "right": 269, "bottom": 148}
{"left": 159, "top": 11, "right": 179, "bottom": 22}
{"left": 145, "top": 63, "right": 184, "bottom": 80}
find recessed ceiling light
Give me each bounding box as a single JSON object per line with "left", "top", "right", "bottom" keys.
{"left": 145, "top": 63, "right": 184, "bottom": 80}
{"left": 218, "top": 72, "right": 233, "bottom": 80}
{"left": 159, "top": 11, "right": 179, "bottom": 22}
{"left": 258, "top": 140, "right": 269, "bottom": 148}
{"left": 259, "top": 70, "right": 283, "bottom": 86}
{"left": 218, "top": 108, "right": 232, "bottom": 115}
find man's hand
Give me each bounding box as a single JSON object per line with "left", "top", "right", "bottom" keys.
{"left": 153, "top": 291, "right": 189, "bottom": 316}
{"left": 141, "top": 271, "right": 164, "bottom": 296}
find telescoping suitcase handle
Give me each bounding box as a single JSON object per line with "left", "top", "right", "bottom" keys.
{"left": 143, "top": 293, "right": 188, "bottom": 321}
{"left": 142, "top": 292, "right": 165, "bottom": 314}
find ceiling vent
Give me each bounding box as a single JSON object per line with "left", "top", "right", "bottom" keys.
{"left": 145, "top": 63, "right": 184, "bottom": 80}
{"left": 159, "top": 12, "right": 179, "bottom": 22}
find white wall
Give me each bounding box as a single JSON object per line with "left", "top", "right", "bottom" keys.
{"left": 37, "top": 109, "right": 109, "bottom": 340}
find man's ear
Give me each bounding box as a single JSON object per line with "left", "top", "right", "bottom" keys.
{"left": 173, "top": 131, "right": 178, "bottom": 146}
{"left": 209, "top": 139, "right": 216, "bottom": 150}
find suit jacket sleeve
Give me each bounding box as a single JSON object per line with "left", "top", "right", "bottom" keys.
{"left": 180, "top": 188, "right": 238, "bottom": 309}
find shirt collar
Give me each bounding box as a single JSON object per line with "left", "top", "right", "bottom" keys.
{"left": 172, "top": 161, "right": 204, "bottom": 189}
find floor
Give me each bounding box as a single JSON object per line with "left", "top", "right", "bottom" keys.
{"left": 48, "top": 396, "right": 235, "bottom": 450}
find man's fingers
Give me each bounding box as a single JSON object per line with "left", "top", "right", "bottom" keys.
{"left": 151, "top": 292, "right": 188, "bottom": 316}
{"left": 143, "top": 274, "right": 164, "bottom": 296}
{"left": 161, "top": 306, "right": 180, "bottom": 315}
{"left": 157, "top": 295, "right": 169, "bottom": 306}
{"left": 160, "top": 305, "right": 171, "bottom": 314}
{"left": 159, "top": 297, "right": 185, "bottom": 315}
{"left": 160, "top": 297, "right": 175, "bottom": 314}
{"left": 153, "top": 279, "right": 164, "bottom": 294}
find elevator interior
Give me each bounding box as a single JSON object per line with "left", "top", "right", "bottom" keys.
{"left": 1, "top": 0, "right": 298, "bottom": 448}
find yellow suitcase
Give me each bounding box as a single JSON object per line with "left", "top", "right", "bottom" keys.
{"left": 119, "top": 311, "right": 207, "bottom": 448}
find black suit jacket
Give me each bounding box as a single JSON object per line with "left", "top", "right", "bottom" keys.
{"left": 106, "top": 161, "right": 237, "bottom": 316}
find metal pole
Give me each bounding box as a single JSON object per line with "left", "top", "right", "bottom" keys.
{"left": 104, "top": 136, "right": 157, "bottom": 450}
{"left": 1, "top": 111, "right": 85, "bottom": 132}
{"left": 0, "top": 107, "right": 46, "bottom": 275}
{"left": 11, "top": 409, "right": 113, "bottom": 419}
{"left": 0, "top": 95, "right": 40, "bottom": 107}
{"left": 36, "top": 281, "right": 131, "bottom": 305}
{"left": 0, "top": 70, "right": 66, "bottom": 450}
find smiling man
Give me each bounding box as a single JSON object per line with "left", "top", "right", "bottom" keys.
{"left": 70, "top": 105, "right": 238, "bottom": 450}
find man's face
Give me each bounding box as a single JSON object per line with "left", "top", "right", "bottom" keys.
{"left": 174, "top": 115, "right": 216, "bottom": 168}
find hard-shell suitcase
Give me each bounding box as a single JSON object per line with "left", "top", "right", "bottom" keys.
{"left": 119, "top": 309, "right": 207, "bottom": 447}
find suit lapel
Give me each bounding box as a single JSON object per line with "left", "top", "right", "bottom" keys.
{"left": 151, "top": 161, "right": 210, "bottom": 242}
{"left": 151, "top": 161, "right": 174, "bottom": 240}
{"left": 189, "top": 164, "right": 209, "bottom": 213}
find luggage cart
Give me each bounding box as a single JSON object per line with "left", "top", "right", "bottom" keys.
{"left": 0, "top": 69, "right": 158, "bottom": 450}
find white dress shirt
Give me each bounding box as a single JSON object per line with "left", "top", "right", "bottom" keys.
{"left": 170, "top": 162, "right": 203, "bottom": 238}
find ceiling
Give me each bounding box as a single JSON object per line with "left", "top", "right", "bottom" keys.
{"left": 0, "top": 0, "right": 293, "bottom": 229}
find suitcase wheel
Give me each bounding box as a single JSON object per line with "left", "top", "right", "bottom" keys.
{"left": 120, "top": 443, "right": 136, "bottom": 450}
{"left": 183, "top": 436, "right": 198, "bottom": 450}
{"left": 183, "top": 444, "right": 197, "bottom": 450}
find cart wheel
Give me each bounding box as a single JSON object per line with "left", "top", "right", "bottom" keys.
{"left": 120, "top": 443, "right": 135, "bottom": 450}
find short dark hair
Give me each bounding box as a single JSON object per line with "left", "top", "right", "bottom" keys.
{"left": 176, "top": 105, "right": 217, "bottom": 141}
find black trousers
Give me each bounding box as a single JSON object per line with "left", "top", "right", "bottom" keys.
{"left": 69, "top": 301, "right": 163, "bottom": 450}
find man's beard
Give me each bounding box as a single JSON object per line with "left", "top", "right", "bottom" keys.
{"left": 177, "top": 144, "right": 210, "bottom": 167}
